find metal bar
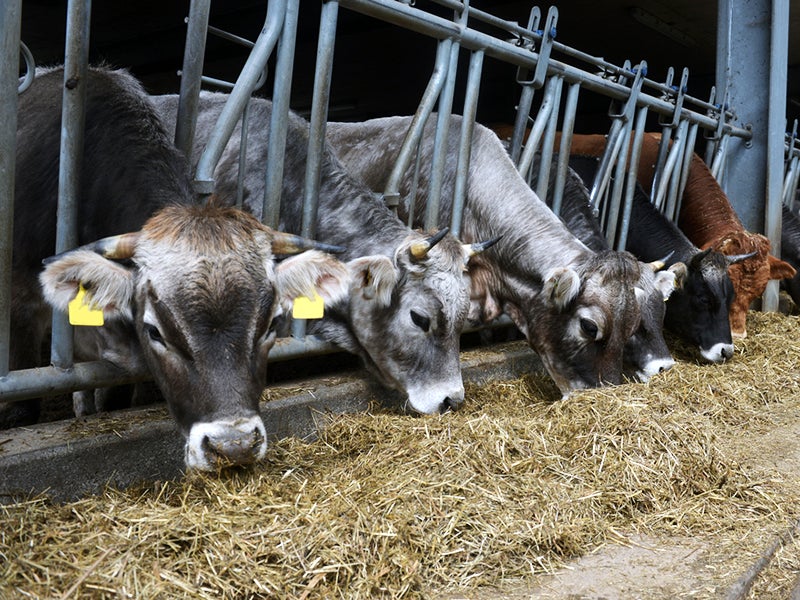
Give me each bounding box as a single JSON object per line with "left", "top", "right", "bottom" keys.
{"left": 517, "top": 75, "right": 558, "bottom": 180}
{"left": 763, "top": 0, "right": 790, "bottom": 312}
{"left": 534, "top": 76, "right": 563, "bottom": 202}
{"left": 550, "top": 81, "right": 581, "bottom": 217}
{"left": 51, "top": 0, "right": 92, "bottom": 370}
{"left": 662, "top": 120, "right": 690, "bottom": 221}
{"left": 450, "top": 49, "right": 484, "bottom": 238}
{"left": 174, "top": 0, "right": 211, "bottom": 157}
{"left": 424, "top": 33, "right": 462, "bottom": 230}
{"left": 338, "top": 0, "right": 751, "bottom": 139}
{"left": 383, "top": 39, "right": 451, "bottom": 213}
{"left": 263, "top": 0, "right": 300, "bottom": 229}
{"left": 673, "top": 121, "right": 700, "bottom": 222}
{"left": 0, "top": 0, "right": 23, "bottom": 376}
{"left": 615, "top": 104, "right": 649, "bottom": 250}
{"left": 293, "top": 0, "right": 339, "bottom": 340}
{"left": 194, "top": 0, "right": 288, "bottom": 195}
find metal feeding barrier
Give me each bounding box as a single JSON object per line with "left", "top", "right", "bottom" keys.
{"left": 0, "top": 0, "right": 791, "bottom": 411}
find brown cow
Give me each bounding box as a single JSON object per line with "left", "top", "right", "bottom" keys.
{"left": 564, "top": 132, "right": 796, "bottom": 338}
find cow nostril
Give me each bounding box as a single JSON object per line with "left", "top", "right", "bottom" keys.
{"left": 440, "top": 396, "right": 464, "bottom": 414}
{"left": 722, "top": 347, "right": 733, "bottom": 360}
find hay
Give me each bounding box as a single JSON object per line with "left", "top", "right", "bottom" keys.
{"left": 3, "top": 312, "right": 800, "bottom": 599}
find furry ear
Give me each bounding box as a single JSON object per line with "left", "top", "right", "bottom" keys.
{"left": 654, "top": 264, "right": 679, "bottom": 300}
{"left": 39, "top": 250, "right": 136, "bottom": 321}
{"left": 667, "top": 262, "right": 688, "bottom": 291}
{"left": 768, "top": 254, "right": 797, "bottom": 281}
{"left": 346, "top": 255, "right": 397, "bottom": 307}
{"left": 275, "top": 250, "right": 351, "bottom": 313}
{"left": 543, "top": 267, "right": 581, "bottom": 311}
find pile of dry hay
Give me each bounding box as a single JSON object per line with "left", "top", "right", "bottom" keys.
{"left": 3, "top": 312, "right": 800, "bottom": 599}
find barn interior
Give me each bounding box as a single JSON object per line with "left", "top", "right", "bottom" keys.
{"left": 19, "top": 0, "right": 800, "bottom": 129}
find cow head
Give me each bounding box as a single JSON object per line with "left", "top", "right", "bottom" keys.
{"left": 497, "top": 249, "right": 643, "bottom": 396}
{"left": 662, "top": 248, "right": 743, "bottom": 362}
{"left": 316, "top": 229, "right": 497, "bottom": 415}
{"left": 40, "top": 204, "right": 350, "bottom": 471}
{"left": 712, "top": 232, "right": 796, "bottom": 338}
{"left": 624, "top": 259, "right": 679, "bottom": 381}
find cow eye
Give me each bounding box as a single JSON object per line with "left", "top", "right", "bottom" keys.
{"left": 410, "top": 310, "right": 431, "bottom": 332}
{"left": 144, "top": 323, "right": 165, "bottom": 346}
{"left": 579, "top": 317, "right": 599, "bottom": 340}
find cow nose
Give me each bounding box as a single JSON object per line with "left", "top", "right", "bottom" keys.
{"left": 202, "top": 427, "right": 265, "bottom": 466}
{"left": 440, "top": 396, "right": 465, "bottom": 414}
{"left": 721, "top": 345, "right": 734, "bottom": 360}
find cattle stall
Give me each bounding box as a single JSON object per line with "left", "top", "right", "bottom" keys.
{"left": 0, "top": 1, "right": 796, "bottom": 493}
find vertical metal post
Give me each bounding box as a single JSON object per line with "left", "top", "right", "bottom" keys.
{"left": 534, "top": 76, "right": 563, "bottom": 202}
{"left": 51, "top": 0, "right": 92, "bottom": 369}
{"left": 450, "top": 49, "right": 484, "bottom": 238}
{"left": 174, "top": 0, "right": 211, "bottom": 157}
{"left": 262, "top": 0, "right": 300, "bottom": 229}
{"left": 424, "top": 37, "right": 461, "bottom": 231}
{"left": 293, "top": 0, "right": 339, "bottom": 340}
{"left": 0, "top": 0, "right": 23, "bottom": 376}
{"left": 762, "top": 0, "right": 789, "bottom": 311}
{"left": 715, "top": 0, "right": 772, "bottom": 233}
{"left": 550, "top": 81, "right": 581, "bottom": 217}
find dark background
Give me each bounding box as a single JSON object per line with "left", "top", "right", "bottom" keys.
{"left": 18, "top": 1, "right": 800, "bottom": 134}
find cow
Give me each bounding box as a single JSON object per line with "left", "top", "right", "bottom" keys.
{"left": 780, "top": 204, "right": 800, "bottom": 306}
{"left": 9, "top": 66, "right": 351, "bottom": 472}
{"left": 326, "top": 115, "right": 647, "bottom": 396}
{"left": 531, "top": 155, "right": 679, "bottom": 381}
{"left": 152, "top": 93, "right": 497, "bottom": 415}
{"left": 567, "top": 154, "right": 752, "bottom": 363}
{"left": 565, "top": 132, "right": 797, "bottom": 338}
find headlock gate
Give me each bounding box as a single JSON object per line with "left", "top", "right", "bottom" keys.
{"left": 0, "top": 0, "right": 794, "bottom": 411}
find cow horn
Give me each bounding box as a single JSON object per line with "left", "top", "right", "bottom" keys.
{"left": 271, "top": 231, "right": 346, "bottom": 255}
{"left": 465, "top": 235, "right": 503, "bottom": 257}
{"left": 409, "top": 227, "right": 450, "bottom": 260}
{"left": 726, "top": 250, "right": 758, "bottom": 265}
{"left": 647, "top": 250, "right": 674, "bottom": 271}
{"left": 41, "top": 232, "right": 142, "bottom": 265}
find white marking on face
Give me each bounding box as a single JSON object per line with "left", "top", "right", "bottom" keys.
{"left": 700, "top": 342, "right": 734, "bottom": 363}
{"left": 405, "top": 380, "right": 466, "bottom": 415}
{"left": 635, "top": 357, "right": 676, "bottom": 382}
{"left": 185, "top": 415, "right": 267, "bottom": 471}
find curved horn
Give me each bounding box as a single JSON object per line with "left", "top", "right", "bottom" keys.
{"left": 726, "top": 250, "right": 758, "bottom": 265}
{"left": 271, "top": 231, "right": 346, "bottom": 255}
{"left": 409, "top": 227, "right": 450, "bottom": 260}
{"left": 647, "top": 250, "right": 675, "bottom": 272}
{"left": 465, "top": 235, "right": 503, "bottom": 257}
{"left": 42, "top": 232, "right": 141, "bottom": 266}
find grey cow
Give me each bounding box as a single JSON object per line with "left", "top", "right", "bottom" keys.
{"left": 11, "top": 67, "right": 350, "bottom": 471}
{"left": 153, "top": 94, "right": 497, "bottom": 414}
{"left": 326, "top": 116, "right": 649, "bottom": 395}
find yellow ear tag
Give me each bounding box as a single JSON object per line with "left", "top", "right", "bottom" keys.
{"left": 68, "top": 284, "right": 105, "bottom": 326}
{"left": 292, "top": 290, "right": 325, "bottom": 319}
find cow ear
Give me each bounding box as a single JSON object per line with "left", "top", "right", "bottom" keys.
{"left": 768, "top": 255, "right": 797, "bottom": 281}
{"left": 543, "top": 267, "right": 581, "bottom": 310}
{"left": 346, "top": 255, "right": 397, "bottom": 307}
{"left": 655, "top": 266, "right": 680, "bottom": 300}
{"left": 668, "top": 262, "right": 688, "bottom": 290}
{"left": 39, "top": 250, "right": 136, "bottom": 321}
{"left": 275, "top": 250, "right": 351, "bottom": 313}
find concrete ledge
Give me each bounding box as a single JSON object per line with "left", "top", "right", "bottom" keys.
{"left": 0, "top": 341, "right": 541, "bottom": 502}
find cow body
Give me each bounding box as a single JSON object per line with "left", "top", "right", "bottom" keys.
{"left": 567, "top": 155, "right": 738, "bottom": 363}
{"left": 327, "top": 116, "right": 645, "bottom": 395}
{"left": 566, "top": 133, "right": 797, "bottom": 338}
{"left": 12, "top": 67, "right": 350, "bottom": 471}
{"left": 153, "top": 94, "right": 484, "bottom": 414}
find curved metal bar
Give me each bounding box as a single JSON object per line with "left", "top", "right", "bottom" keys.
{"left": 193, "top": 0, "right": 288, "bottom": 195}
